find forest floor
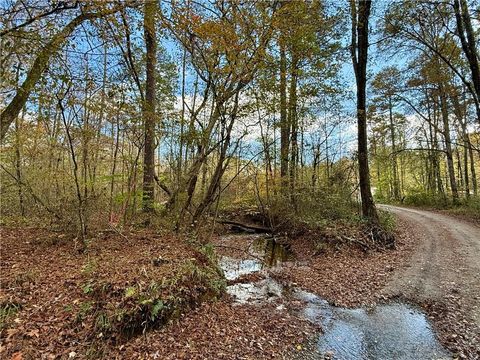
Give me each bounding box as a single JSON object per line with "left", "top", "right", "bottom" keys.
{"left": 0, "top": 226, "right": 314, "bottom": 360}
{"left": 1, "top": 206, "right": 479, "bottom": 359}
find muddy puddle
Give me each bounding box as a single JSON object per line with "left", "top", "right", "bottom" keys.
{"left": 217, "top": 234, "right": 451, "bottom": 359}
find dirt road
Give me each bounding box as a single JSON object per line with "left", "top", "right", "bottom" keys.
{"left": 379, "top": 205, "right": 480, "bottom": 329}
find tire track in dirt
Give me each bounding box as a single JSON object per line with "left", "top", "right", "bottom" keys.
{"left": 379, "top": 205, "right": 480, "bottom": 358}
{"left": 380, "top": 205, "right": 480, "bottom": 324}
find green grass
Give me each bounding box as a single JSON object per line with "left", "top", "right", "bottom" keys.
{"left": 0, "top": 302, "right": 20, "bottom": 331}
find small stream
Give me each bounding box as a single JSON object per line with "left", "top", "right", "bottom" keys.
{"left": 217, "top": 234, "right": 451, "bottom": 360}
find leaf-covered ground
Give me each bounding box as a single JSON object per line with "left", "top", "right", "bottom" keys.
{"left": 0, "top": 226, "right": 225, "bottom": 358}
{"left": 1, "top": 211, "right": 478, "bottom": 359}
{"left": 0, "top": 227, "right": 313, "bottom": 359}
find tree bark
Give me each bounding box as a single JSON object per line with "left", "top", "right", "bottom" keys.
{"left": 388, "top": 96, "right": 400, "bottom": 200}
{"left": 439, "top": 87, "right": 459, "bottom": 202}
{"left": 279, "top": 41, "right": 289, "bottom": 187}
{"left": 142, "top": 0, "right": 157, "bottom": 212}
{"left": 14, "top": 112, "right": 25, "bottom": 217}
{"left": 350, "top": 0, "right": 378, "bottom": 221}
{"left": 453, "top": 0, "right": 480, "bottom": 124}
{"left": 288, "top": 52, "right": 299, "bottom": 198}
{"left": 451, "top": 85, "right": 471, "bottom": 198}
{"left": 433, "top": 104, "right": 445, "bottom": 197}
{"left": 468, "top": 139, "right": 477, "bottom": 195}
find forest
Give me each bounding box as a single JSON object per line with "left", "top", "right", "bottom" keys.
{"left": 1, "top": 0, "right": 479, "bottom": 359}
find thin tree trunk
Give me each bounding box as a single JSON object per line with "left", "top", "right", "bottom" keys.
{"left": 91, "top": 41, "right": 108, "bottom": 197}
{"left": 178, "top": 46, "right": 187, "bottom": 182}
{"left": 288, "top": 52, "right": 298, "bottom": 199}
{"left": 14, "top": 112, "right": 25, "bottom": 216}
{"left": 388, "top": 96, "right": 400, "bottom": 200}
{"left": 462, "top": 132, "right": 470, "bottom": 198}
{"left": 279, "top": 40, "right": 289, "bottom": 188}
{"left": 439, "top": 88, "right": 459, "bottom": 201}
{"left": 109, "top": 110, "right": 121, "bottom": 221}
{"left": 468, "top": 141, "right": 477, "bottom": 195}
{"left": 142, "top": 0, "right": 157, "bottom": 213}
{"left": 82, "top": 55, "right": 90, "bottom": 201}
{"left": 451, "top": 85, "right": 470, "bottom": 198}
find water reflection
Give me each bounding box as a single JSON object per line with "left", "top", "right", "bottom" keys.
{"left": 217, "top": 235, "right": 451, "bottom": 359}
{"left": 219, "top": 235, "right": 291, "bottom": 281}
{"left": 294, "top": 290, "right": 451, "bottom": 359}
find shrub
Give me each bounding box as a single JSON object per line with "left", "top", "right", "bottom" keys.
{"left": 403, "top": 190, "right": 449, "bottom": 208}
{"left": 265, "top": 186, "right": 359, "bottom": 234}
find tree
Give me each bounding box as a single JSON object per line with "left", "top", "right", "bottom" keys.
{"left": 142, "top": 0, "right": 157, "bottom": 213}
{"left": 0, "top": 3, "right": 129, "bottom": 141}
{"left": 453, "top": 0, "right": 480, "bottom": 124}
{"left": 279, "top": 32, "right": 289, "bottom": 187}
{"left": 350, "top": 0, "right": 378, "bottom": 221}
{"left": 371, "top": 67, "right": 403, "bottom": 201}
{"left": 383, "top": 0, "right": 480, "bottom": 125}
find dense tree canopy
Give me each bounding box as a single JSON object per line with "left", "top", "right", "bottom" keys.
{"left": 0, "top": 0, "right": 478, "bottom": 234}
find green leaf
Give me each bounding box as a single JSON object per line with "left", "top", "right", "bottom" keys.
{"left": 151, "top": 300, "right": 164, "bottom": 320}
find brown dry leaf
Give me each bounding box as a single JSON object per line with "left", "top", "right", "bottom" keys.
{"left": 26, "top": 329, "right": 40, "bottom": 338}
{"left": 11, "top": 352, "right": 23, "bottom": 360}
{"left": 6, "top": 328, "right": 18, "bottom": 340}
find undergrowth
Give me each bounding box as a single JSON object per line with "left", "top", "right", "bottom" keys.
{"left": 265, "top": 187, "right": 359, "bottom": 235}
{"left": 0, "top": 302, "right": 21, "bottom": 332}
{"left": 244, "top": 187, "right": 397, "bottom": 251}
{"left": 382, "top": 190, "right": 480, "bottom": 222}
{"left": 77, "top": 244, "right": 225, "bottom": 340}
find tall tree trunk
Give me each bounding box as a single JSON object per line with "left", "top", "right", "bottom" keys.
{"left": 453, "top": 0, "right": 480, "bottom": 124}
{"left": 350, "top": 0, "right": 378, "bottom": 221}
{"left": 468, "top": 141, "right": 477, "bottom": 195}
{"left": 388, "top": 96, "right": 400, "bottom": 200}
{"left": 288, "top": 52, "right": 298, "bottom": 198}
{"left": 109, "top": 109, "right": 121, "bottom": 221}
{"left": 142, "top": 0, "right": 157, "bottom": 212}
{"left": 82, "top": 55, "right": 90, "bottom": 201}
{"left": 425, "top": 91, "right": 436, "bottom": 193}
{"left": 14, "top": 113, "right": 25, "bottom": 216}
{"left": 91, "top": 41, "right": 108, "bottom": 197}
{"left": 455, "top": 148, "right": 464, "bottom": 191}
{"left": 178, "top": 46, "right": 187, "bottom": 182}
{"left": 451, "top": 85, "right": 471, "bottom": 198}
{"left": 439, "top": 88, "right": 459, "bottom": 202}
{"left": 431, "top": 96, "right": 445, "bottom": 197}
{"left": 279, "top": 41, "right": 289, "bottom": 188}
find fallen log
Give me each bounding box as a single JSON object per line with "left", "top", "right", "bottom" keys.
{"left": 219, "top": 220, "right": 271, "bottom": 234}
